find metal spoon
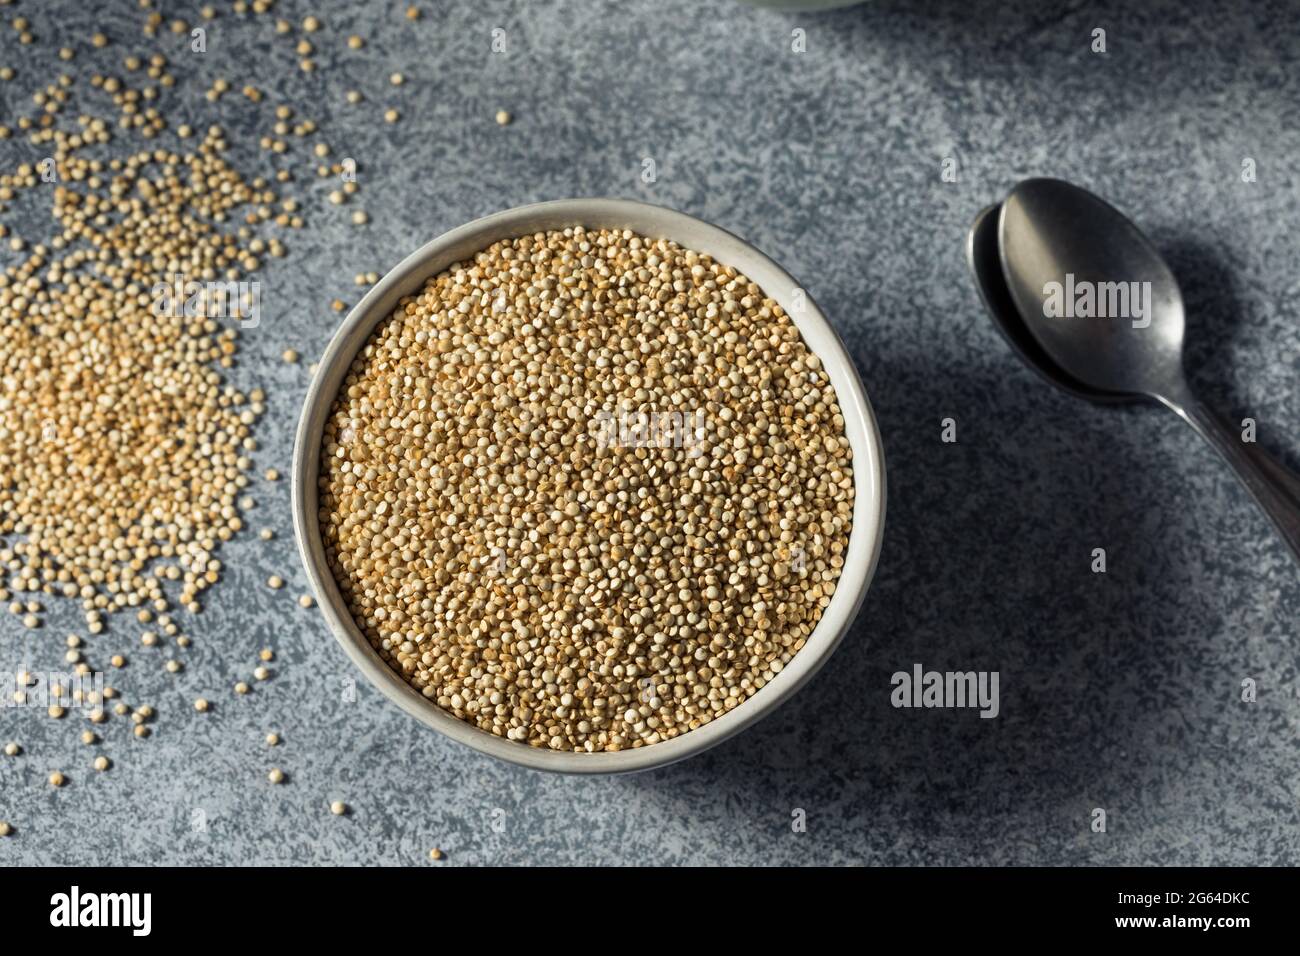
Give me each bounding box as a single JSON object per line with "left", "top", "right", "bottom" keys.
{"left": 968, "top": 202, "right": 1300, "bottom": 500}
{"left": 994, "top": 177, "right": 1300, "bottom": 566}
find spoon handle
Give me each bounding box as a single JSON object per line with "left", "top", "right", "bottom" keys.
{"left": 1170, "top": 395, "right": 1300, "bottom": 568}
{"left": 1249, "top": 441, "right": 1300, "bottom": 502}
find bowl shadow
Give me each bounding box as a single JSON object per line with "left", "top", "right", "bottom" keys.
{"left": 605, "top": 0, "right": 1295, "bottom": 862}
{"left": 624, "top": 317, "right": 1211, "bottom": 862}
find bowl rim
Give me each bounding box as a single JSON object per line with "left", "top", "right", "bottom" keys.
{"left": 292, "top": 197, "right": 886, "bottom": 774}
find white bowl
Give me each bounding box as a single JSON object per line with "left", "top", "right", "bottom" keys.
{"left": 292, "top": 198, "right": 886, "bottom": 773}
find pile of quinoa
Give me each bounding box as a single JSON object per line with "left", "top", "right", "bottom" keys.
{"left": 318, "top": 227, "right": 855, "bottom": 752}
{"left": 0, "top": 2, "right": 469, "bottom": 852}
{"left": 0, "top": 135, "right": 273, "bottom": 624}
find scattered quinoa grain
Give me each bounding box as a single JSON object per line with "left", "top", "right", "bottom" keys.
{"left": 268, "top": 767, "right": 284, "bottom": 784}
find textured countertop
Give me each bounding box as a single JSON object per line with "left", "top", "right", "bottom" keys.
{"left": 1, "top": 0, "right": 1298, "bottom": 866}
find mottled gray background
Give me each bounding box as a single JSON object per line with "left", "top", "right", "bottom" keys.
{"left": 1, "top": 0, "right": 1298, "bottom": 866}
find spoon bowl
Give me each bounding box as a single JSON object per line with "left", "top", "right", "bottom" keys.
{"left": 998, "top": 179, "right": 1187, "bottom": 399}
{"left": 966, "top": 203, "right": 1134, "bottom": 406}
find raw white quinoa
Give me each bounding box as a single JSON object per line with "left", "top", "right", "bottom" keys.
{"left": 0, "top": 132, "right": 277, "bottom": 620}
{"left": 318, "top": 227, "right": 854, "bottom": 752}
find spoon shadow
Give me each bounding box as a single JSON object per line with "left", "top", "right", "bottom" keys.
{"left": 1164, "top": 238, "right": 1300, "bottom": 478}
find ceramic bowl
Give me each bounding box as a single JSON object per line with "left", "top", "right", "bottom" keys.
{"left": 292, "top": 198, "right": 886, "bottom": 773}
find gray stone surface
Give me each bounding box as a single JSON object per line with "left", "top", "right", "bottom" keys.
{"left": 1, "top": 0, "right": 1298, "bottom": 866}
